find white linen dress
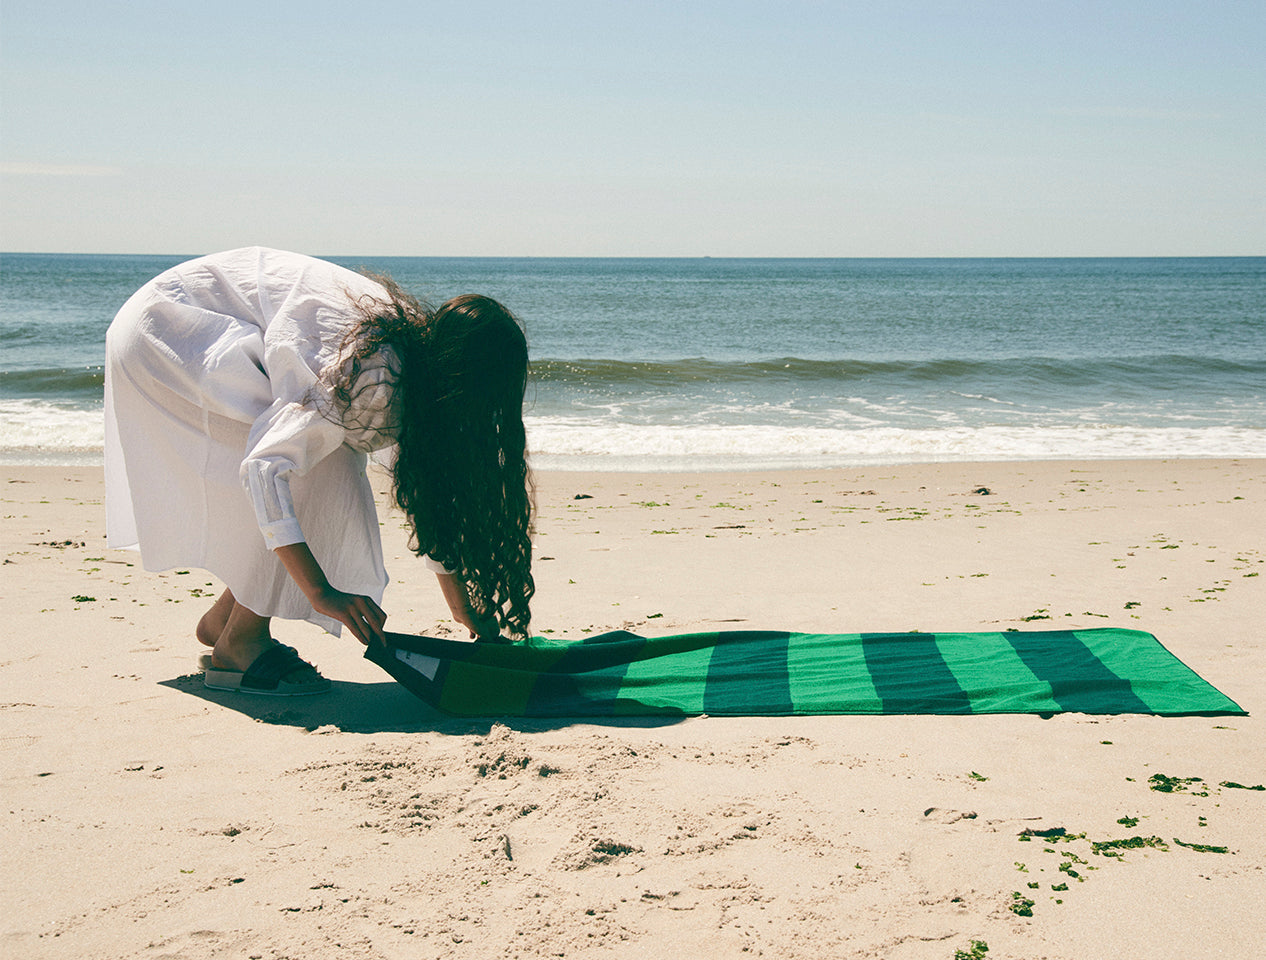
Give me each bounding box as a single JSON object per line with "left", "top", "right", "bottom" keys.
{"left": 104, "top": 247, "right": 405, "bottom": 634}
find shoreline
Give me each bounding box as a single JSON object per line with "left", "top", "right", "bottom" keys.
{"left": 3, "top": 458, "right": 1262, "bottom": 958}
{"left": 3, "top": 449, "right": 1265, "bottom": 469}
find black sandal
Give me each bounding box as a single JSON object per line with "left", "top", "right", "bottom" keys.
{"left": 202, "top": 644, "right": 331, "bottom": 696}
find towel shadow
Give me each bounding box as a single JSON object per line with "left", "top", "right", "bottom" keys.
{"left": 158, "top": 672, "right": 686, "bottom": 734}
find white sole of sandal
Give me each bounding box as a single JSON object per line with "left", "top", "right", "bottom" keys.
{"left": 199, "top": 652, "right": 331, "bottom": 696}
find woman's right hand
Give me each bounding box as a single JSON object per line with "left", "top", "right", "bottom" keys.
{"left": 274, "top": 542, "right": 387, "bottom": 645}
{"left": 310, "top": 586, "right": 388, "bottom": 646}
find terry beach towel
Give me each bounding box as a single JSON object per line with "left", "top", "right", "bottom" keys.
{"left": 365, "top": 627, "right": 1245, "bottom": 718}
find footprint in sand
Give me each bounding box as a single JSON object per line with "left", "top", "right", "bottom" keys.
{"left": 922, "top": 807, "right": 978, "bottom": 824}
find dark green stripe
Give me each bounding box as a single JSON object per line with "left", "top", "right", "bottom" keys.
{"left": 1004, "top": 630, "right": 1152, "bottom": 714}
{"left": 524, "top": 635, "right": 650, "bottom": 715}
{"left": 861, "top": 633, "right": 973, "bottom": 713}
{"left": 703, "top": 631, "right": 793, "bottom": 715}
{"left": 441, "top": 661, "right": 535, "bottom": 715}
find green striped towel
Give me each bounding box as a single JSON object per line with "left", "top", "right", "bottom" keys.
{"left": 366, "top": 628, "right": 1245, "bottom": 718}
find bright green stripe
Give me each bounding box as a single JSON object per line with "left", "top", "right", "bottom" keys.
{"left": 1074, "top": 628, "right": 1243, "bottom": 714}
{"left": 934, "top": 632, "right": 1061, "bottom": 714}
{"left": 786, "top": 633, "right": 884, "bottom": 713}
{"left": 612, "top": 643, "right": 713, "bottom": 715}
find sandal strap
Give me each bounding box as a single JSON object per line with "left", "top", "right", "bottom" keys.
{"left": 240, "top": 644, "right": 308, "bottom": 690}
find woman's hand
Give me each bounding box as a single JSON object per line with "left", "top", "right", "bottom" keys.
{"left": 309, "top": 586, "right": 387, "bottom": 646}
{"left": 453, "top": 605, "right": 502, "bottom": 641}
{"left": 275, "top": 541, "right": 387, "bottom": 645}
{"left": 436, "top": 571, "right": 502, "bottom": 641}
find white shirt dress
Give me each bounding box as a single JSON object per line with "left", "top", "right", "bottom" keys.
{"left": 104, "top": 247, "right": 405, "bottom": 634}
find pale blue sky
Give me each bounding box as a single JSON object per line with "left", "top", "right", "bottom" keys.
{"left": 2, "top": 1, "right": 1262, "bottom": 255}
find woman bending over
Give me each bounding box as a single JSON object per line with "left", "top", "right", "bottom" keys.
{"left": 105, "top": 247, "right": 533, "bottom": 695}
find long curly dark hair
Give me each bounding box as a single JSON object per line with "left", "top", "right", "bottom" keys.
{"left": 333, "top": 274, "right": 534, "bottom": 637}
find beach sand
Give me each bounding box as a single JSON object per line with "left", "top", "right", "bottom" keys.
{"left": 2, "top": 459, "right": 1262, "bottom": 959}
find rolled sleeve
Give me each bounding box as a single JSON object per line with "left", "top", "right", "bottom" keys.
{"left": 241, "top": 399, "right": 346, "bottom": 548}
{"left": 243, "top": 457, "right": 306, "bottom": 547}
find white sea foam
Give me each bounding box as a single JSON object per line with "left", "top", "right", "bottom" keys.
{"left": 524, "top": 420, "right": 1266, "bottom": 471}
{"left": 3, "top": 402, "right": 1263, "bottom": 470}
{"left": 0, "top": 400, "right": 104, "bottom": 465}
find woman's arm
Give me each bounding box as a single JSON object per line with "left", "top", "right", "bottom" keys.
{"left": 275, "top": 541, "right": 387, "bottom": 645}
{"left": 435, "top": 571, "right": 501, "bottom": 640}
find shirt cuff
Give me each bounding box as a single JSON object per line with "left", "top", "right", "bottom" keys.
{"left": 260, "top": 516, "right": 305, "bottom": 549}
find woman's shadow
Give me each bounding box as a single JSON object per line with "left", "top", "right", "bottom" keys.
{"left": 158, "top": 670, "right": 464, "bottom": 733}
{"left": 158, "top": 662, "right": 685, "bottom": 735}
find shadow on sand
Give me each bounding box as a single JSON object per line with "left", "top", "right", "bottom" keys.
{"left": 157, "top": 671, "right": 685, "bottom": 735}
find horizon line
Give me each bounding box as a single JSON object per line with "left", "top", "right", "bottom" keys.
{"left": 3, "top": 251, "right": 1264, "bottom": 260}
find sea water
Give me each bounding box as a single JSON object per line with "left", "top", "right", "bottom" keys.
{"left": 1, "top": 253, "right": 1263, "bottom": 469}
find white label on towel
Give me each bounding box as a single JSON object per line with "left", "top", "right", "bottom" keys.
{"left": 394, "top": 648, "right": 441, "bottom": 681}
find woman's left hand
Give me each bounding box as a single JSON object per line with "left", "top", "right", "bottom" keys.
{"left": 436, "top": 571, "right": 503, "bottom": 641}
{"left": 454, "top": 607, "right": 502, "bottom": 641}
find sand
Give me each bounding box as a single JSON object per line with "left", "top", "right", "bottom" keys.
{"left": 2, "top": 458, "right": 1263, "bottom": 959}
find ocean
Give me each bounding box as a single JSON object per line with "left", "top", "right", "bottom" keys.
{"left": 1, "top": 253, "right": 1263, "bottom": 470}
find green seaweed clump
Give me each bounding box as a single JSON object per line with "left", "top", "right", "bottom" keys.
{"left": 1116, "top": 815, "right": 1140, "bottom": 827}
{"left": 1009, "top": 892, "right": 1035, "bottom": 917}
{"left": 1091, "top": 835, "right": 1169, "bottom": 856}
{"left": 1173, "top": 838, "right": 1230, "bottom": 854}
{"left": 954, "top": 941, "right": 989, "bottom": 960}
{"left": 1018, "top": 826, "right": 1069, "bottom": 840}
{"left": 1219, "top": 780, "right": 1265, "bottom": 791}
{"left": 1147, "top": 774, "right": 1206, "bottom": 794}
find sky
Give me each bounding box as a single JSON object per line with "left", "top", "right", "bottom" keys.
{"left": 2, "top": 1, "right": 1263, "bottom": 256}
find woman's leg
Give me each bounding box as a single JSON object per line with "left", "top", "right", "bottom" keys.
{"left": 196, "top": 588, "right": 235, "bottom": 648}
{"left": 199, "top": 587, "right": 322, "bottom": 684}
{"left": 211, "top": 599, "right": 274, "bottom": 672}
